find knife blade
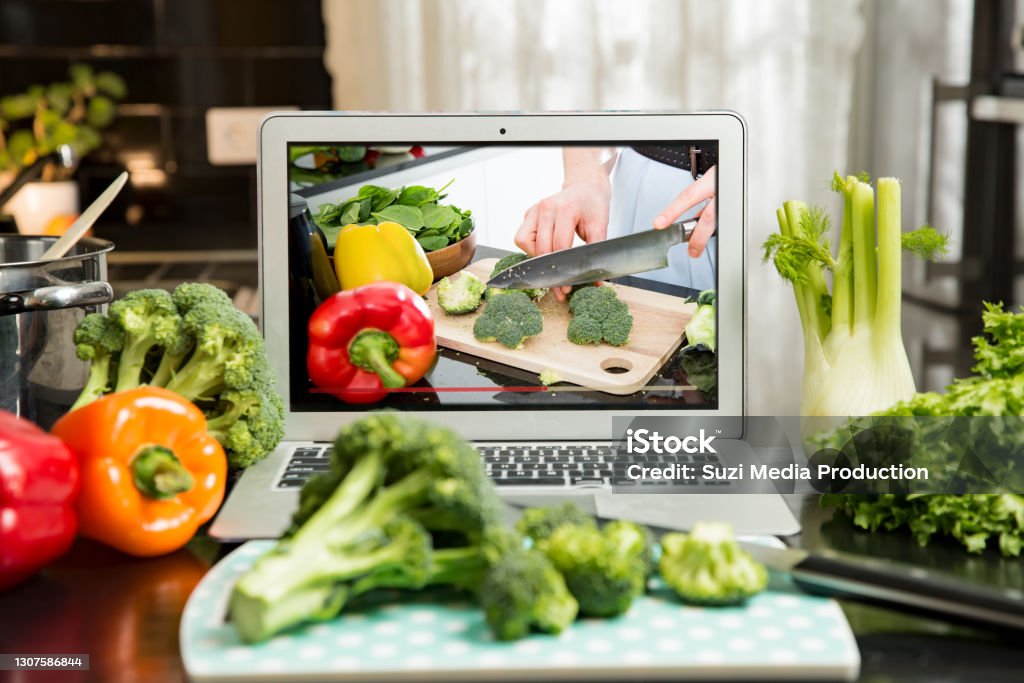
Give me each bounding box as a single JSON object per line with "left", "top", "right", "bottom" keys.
{"left": 486, "top": 219, "right": 698, "bottom": 290}
{"left": 502, "top": 500, "right": 1024, "bottom": 632}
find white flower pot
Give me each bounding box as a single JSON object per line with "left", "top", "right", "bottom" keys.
{"left": 2, "top": 180, "right": 80, "bottom": 235}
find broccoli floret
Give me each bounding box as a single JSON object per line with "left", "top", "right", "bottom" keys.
{"left": 479, "top": 547, "right": 578, "bottom": 640}
{"left": 658, "top": 522, "right": 768, "bottom": 606}
{"left": 488, "top": 252, "right": 548, "bottom": 300}
{"left": 231, "top": 414, "right": 507, "bottom": 642}
{"left": 163, "top": 302, "right": 264, "bottom": 400}
{"left": 517, "top": 501, "right": 597, "bottom": 543}
{"left": 518, "top": 504, "right": 648, "bottom": 618}
{"left": 437, "top": 271, "right": 486, "bottom": 315}
{"left": 473, "top": 292, "right": 543, "bottom": 349}
{"left": 538, "top": 369, "right": 563, "bottom": 386}
{"left": 107, "top": 289, "right": 187, "bottom": 392}
{"left": 541, "top": 524, "right": 646, "bottom": 618}
{"left": 70, "top": 313, "right": 125, "bottom": 410}
{"left": 204, "top": 361, "right": 286, "bottom": 469}
{"left": 566, "top": 286, "right": 633, "bottom": 347}
{"left": 171, "top": 281, "right": 235, "bottom": 313}
{"left": 604, "top": 519, "right": 655, "bottom": 577}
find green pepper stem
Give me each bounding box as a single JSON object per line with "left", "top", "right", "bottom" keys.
{"left": 348, "top": 329, "right": 405, "bottom": 389}
{"left": 131, "top": 445, "right": 194, "bottom": 500}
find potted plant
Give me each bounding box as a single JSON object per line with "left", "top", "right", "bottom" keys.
{"left": 0, "top": 64, "right": 126, "bottom": 235}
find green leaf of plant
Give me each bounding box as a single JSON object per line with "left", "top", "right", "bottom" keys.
{"left": 316, "top": 203, "right": 341, "bottom": 226}
{"left": 339, "top": 200, "right": 362, "bottom": 226}
{"left": 46, "top": 83, "right": 73, "bottom": 116}
{"left": 86, "top": 96, "right": 116, "bottom": 128}
{"left": 7, "top": 130, "right": 36, "bottom": 166}
{"left": 357, "top": 198, "right": 373, "bottom": 222}
{"left": 421, "top": 204, "right": 457, "bottom": 230}
{"left": 69, "top": 64, "right": 94, "bottom": 90}
{"left": 373, "top": 205, "right": 423, "bottom": 230}
{"left": 417, "top": 235, "right": 450, "bottom": 252}
{"left": 1, "top": 94, "right": 36, "bottom": 120}
{"left": 397, "top": 185, "right": 436, "bottom": 206}
{"left": 458, "top": 216, "right": 475, "bottom": 237}
{"left": 358, "top": 184, "right": 388, "bottom": 198}
{"left": 901, "top": 226, "right": 949, "bottom": 261}
{"left": 371, "top": 188, "right": 399, "bottom": 212}
{"left": 95, "top": 71, "right": 127, "bottom": 100}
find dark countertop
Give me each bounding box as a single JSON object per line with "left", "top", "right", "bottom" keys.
{"left": 2, "top": 494, "right": 1021, "bottom": 683}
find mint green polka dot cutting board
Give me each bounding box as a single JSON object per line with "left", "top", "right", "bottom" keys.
{"left": 181, "top": 540, "right": 860, "bottom": 681}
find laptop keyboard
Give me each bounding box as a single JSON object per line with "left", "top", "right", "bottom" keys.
{"left": 276, "top": 443, "right": 725, "bottom": 490}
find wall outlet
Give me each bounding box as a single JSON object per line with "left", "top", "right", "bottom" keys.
{"left": 205, "top": 107, "right": 298, "bottom": 165}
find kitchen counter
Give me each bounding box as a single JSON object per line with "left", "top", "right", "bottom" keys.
{"left": 2, "top": 495, "right": 1020, "bottom": 683}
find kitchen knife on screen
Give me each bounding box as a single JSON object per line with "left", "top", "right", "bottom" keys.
{"left": 486, "top": 219, "right": 698, "bottom": 290}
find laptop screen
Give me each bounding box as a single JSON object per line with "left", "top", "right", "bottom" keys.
{"left": 286, "top": 142, "right": 718, "bottom": 412}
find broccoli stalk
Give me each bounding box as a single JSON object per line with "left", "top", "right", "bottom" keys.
{"left": 658, "top": 522, "right": 768, "bottom": 606}
{"left": 230, "top": 414, "right": 506, "bottom": 642}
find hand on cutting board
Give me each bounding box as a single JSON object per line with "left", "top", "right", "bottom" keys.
{"left": 515, "top": 179, "right": 611, "bottom": 302}
{"left": 652, "top": 166, "right": 717, "bottom": 258}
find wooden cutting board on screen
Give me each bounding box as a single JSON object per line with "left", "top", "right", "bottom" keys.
{"left": 425, "top": 258, "right": 695, "bottom": 395}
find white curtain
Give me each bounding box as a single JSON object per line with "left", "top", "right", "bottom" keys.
{"left": 323, "top": 0, "right": 865, "bottom": 415}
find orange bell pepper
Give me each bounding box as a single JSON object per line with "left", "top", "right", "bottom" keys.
{"left": 51, "top": 387, "right": 227, "bottom": 557}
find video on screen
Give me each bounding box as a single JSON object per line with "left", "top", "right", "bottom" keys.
{"left": 286, "top": 142, "right": 719, "bottom": 411}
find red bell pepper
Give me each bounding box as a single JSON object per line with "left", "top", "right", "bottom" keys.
{"left": 0, "top": 411, "right": 79, "bottom": 591}
{"left": 307, "top": 281, "right": 436, "bottom": 404}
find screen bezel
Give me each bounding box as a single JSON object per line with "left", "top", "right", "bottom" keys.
{"left": 259, "top": 112, "right": 746, "bottom": 440}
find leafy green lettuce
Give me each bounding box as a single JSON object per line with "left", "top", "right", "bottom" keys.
{"left": 822, "top": 303, "right": 1024, "bottom": 556}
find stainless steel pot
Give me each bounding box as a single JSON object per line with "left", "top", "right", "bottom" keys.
{"left": 0, "top": 235, "right": 114, "bottom": 427}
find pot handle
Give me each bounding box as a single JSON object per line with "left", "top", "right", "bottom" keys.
{"left": 0, "top": 281, "right": 114, "bottom": 316}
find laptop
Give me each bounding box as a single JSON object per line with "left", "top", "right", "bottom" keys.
{"left": 210, "top": 111, "right": 800, "bottom": 540}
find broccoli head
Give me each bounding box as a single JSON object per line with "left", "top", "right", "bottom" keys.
{"left": 437, "top": 271, "right": 486, "bottom": 315}
{"left": 69, "top": 282, "right": 284, "bottom": 471}
{"left": 658, "top": 522, "right": 768, "bottom": 606}
{"left": 473, "top": 291, "right": 543, "bottom": 349}
{"left": 539, "top": 523, "right": 647, "bottom": 618}
{"left": 516, "top": 501, "right": 597, "bottom": 543}
{"left": 479, "top": 547, "right": 578, "bottom": 640}
{"left": 567, "top": 286, "right": 633, "bottom": 347}
{"left": 488, "top": 252, "right": 548, "bottom": 301}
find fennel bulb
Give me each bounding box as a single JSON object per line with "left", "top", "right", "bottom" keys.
{"left": 763, "top": 175, "right": 947, "bottom": 417}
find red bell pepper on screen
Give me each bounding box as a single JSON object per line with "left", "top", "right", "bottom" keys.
{"left": 307, "top": 281, "right": 436, "bottom": 404}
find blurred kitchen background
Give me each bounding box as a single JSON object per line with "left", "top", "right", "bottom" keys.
{"left": 0, "top": 0, "right": 1019, "bottom": 415}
